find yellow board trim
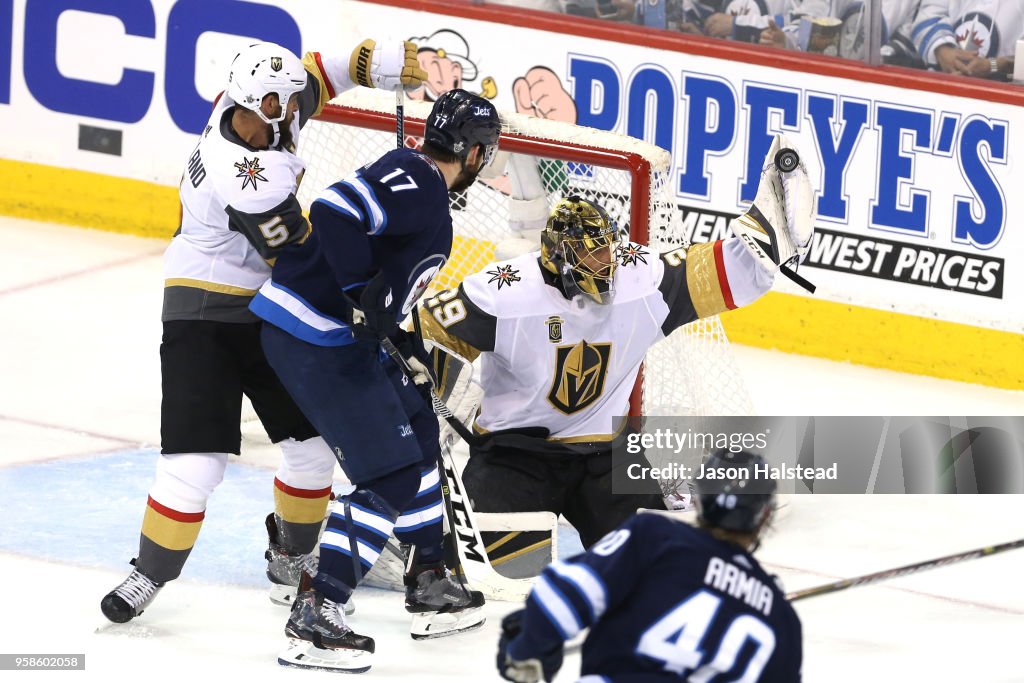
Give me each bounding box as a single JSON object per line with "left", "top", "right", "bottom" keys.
{"left": 0, "top": 159, "right": 179, "bottom": 239}
{"left": 3, "top": 159, "right": 1021, "bottom": 390}
{"left": 721, "top": 291, "right": 1024, "bottom": 390}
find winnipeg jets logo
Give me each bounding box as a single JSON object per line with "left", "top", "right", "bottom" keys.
{"left": 617, "top": 243, "right": 648, "bottom": 267}
{"left": 955, "top": 12, "right": 996, "bottom": 57}
{"left": 487, "top": 264, "right": 521, "bottom": 289}
{"left": 234, "top": 156, "right": 267, "bottom": 191}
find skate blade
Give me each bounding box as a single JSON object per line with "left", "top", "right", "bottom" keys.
{"left": 270, "top": 586, "right": 355, "bottom": 615}
{"left": 268, "top": 583, "right": 295, "bottom": 606}
{"left": 277, "top": 639, "right": 372, "bottom": 673}
{"left": 410, "top": 608, "right": 486, "bottom": 640}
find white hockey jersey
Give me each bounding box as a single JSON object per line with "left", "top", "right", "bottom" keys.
{"left": 162, "top": 51, "right": 358, "bottom": 323}
{"left": 419, "top": 238, "right": 772, "bottom": 448}
{"left": 913, "top": 0, "right": 1024, "bottom": 63}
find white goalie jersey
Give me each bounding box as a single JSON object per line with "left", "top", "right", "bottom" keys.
{"left": 418, "top": 238, "right": 772, "bottom": 448}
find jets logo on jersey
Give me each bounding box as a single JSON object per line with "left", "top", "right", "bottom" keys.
{"left": 487, "top": 264, "right": 521, "bottom": 289}
{"left": 402, "top": 254, "right": 448, "bottom": 315}
{"left": 956, "top": 12, "right": 997, "bottom": 57}
{"left": 234, "top": 157, "right": 268, "bottom": 191}
{"left": 547, "top": 316, "right": 563, "bottom": 343}
{"left": 617, "top": 243, "right": 649, "bottom": 267}
{"left": 548, "top": 340, "right": 611, "bottom": 414}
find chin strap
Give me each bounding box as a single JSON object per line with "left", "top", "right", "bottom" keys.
{"left": 269, "top": 121, "right": 281, "bottom": 149}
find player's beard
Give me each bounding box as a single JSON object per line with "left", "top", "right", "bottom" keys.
{"left": 449, "top": 160, "right": 482, "bottom": 194}
{"left": 277, "top": 113, "right": 296, "bottom": 151}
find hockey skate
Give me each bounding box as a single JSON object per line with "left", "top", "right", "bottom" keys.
{"left": 100, "top": 565, "right": 164, "bottom": 624}
{"left": 278, "top": 589, "right": 374, "bottom": 673}
{"left": 404, "top": 562, "right": 486, "bottom": 640}
{"left": 265, "top": 514, "right": 354, "bottom": 615}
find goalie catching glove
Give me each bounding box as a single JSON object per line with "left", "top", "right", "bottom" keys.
{"left": 349, "top": 39, "right": 427, "bottom": 91}
{"left": 731, "top": 134, "right": 817, "bottom": 293}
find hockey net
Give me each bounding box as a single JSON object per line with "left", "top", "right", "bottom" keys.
{"left": 293, "top": 89, "right": 753, "bottom": 419}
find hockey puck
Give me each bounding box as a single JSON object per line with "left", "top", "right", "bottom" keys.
{"left": 775, "top": 148, "right": 799, "bottom": 173}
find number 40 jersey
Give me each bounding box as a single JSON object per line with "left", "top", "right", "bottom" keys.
{"left": 512, "top": 512, "right": 802, "bottom": 682}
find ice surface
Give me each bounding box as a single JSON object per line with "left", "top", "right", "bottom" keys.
{"left": 1, "top": 217, "right": 1021, "bottom": 682}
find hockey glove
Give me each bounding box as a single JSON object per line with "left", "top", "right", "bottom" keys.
{"left": 349, "top": 270, "right": 398, "bottom": 340}
{"left": 731, "top": 133, "right": 816, "bottom": 292}
{"left": 349, "top": 39, "right": 427, "bottom": 91}
{"left": 388, "top": 326, "right": 435, "bottom": 390}
{"left": 497, "top": 610, "right": 564, "bottom": 683}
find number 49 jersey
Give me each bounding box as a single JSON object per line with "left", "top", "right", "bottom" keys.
{"left": 514, "top": 513, "right": 802, "bottom": 682}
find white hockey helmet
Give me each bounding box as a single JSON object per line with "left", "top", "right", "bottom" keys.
{"left": 226, "top": 42, "right": 306, "bottom": 124}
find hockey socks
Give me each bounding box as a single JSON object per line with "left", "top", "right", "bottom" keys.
{"left": 394, "top": 464, "right": 445, "bottom": 564}
{"left": 313, "top": 489, "right": 400, "bottom": 603}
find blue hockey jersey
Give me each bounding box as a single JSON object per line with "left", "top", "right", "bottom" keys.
{"left": 250, "top": 148, "right": 452, "bottom": 345}
{"left": 510, "top": 513, "right": 802, "bottom": 682}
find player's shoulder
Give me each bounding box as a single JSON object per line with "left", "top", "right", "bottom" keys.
{"left": 613, "top": 241, "right": 664, "bottom": 298}
{"left": 460, "top": 252, "right": 545, "bottom": 316}
{"left": 203, "top": 135, "right": 302, "bottom": 211}
{"left": 361, "top": 149, "right": 446, "bottom": 190}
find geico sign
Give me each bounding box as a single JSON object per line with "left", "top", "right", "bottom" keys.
{"left": 3, "top": 0, "right": 300, "bottom": 134}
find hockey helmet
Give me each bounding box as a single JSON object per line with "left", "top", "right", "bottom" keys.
{"left": 695, "top": 449, "right": 776, "bottom": 534}
{"left": 226, "top": 42, "right": 306, "bottom": 125}
{"left": 424, "top": 89, "right": 501, "bottom": 167}
{"left": 541, "top": 196, "right": 620, "bottom": 304}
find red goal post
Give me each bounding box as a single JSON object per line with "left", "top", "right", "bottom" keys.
{"left": 298, "top": 89, "right": 753, "bottom": 418}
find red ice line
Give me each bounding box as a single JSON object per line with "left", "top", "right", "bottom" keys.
{"left": 0, "top": 250, "right": 162, "bottom": 297}
{"left": 766, "top": 560, "right": 1024, "bottom": 616}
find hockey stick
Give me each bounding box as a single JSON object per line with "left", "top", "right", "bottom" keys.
{"left": 438, "top": 433, "right": 534, "bottom": 601}
{"left": 379, "top": 336, "right": 534, "bottom": 600}
{"left": 396, "top": 88, "right": 405, "bottom": 150}
{"left": 786, "top": 537, "right": 1024, "bottom": 602}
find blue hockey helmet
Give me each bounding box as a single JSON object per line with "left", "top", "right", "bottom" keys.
{"left": 695, "top": 449, "right": 776, "bottom": 534}
{"left": 424, "top": 89, "right": 501, "bottom": 167}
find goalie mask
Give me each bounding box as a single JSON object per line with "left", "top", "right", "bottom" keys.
{"left": 541, "top": 196, "right": 620, "bottom": 304}
{"left": 226, "top": 42, "right": 306, "bottom": 145}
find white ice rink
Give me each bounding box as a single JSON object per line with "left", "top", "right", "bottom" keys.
{"left": 1, "top": 217, "right": 1022, "bottom": 682}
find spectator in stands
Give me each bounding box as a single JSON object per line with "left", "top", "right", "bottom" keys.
{"left": 678, "top": 0, "right": 831, "bottom": 50}
{"left": 831, "top": 0, "right": 924, "bottom": 67}
{"left": 913, "top": 0, "right": 1023, "bottom": 79}
{"left": 487, "top": 0, "right": 636, "bottom": 22}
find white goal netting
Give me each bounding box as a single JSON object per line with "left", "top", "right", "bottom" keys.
{"left": 291, "top": 89, "right": 752, "bottom": 419}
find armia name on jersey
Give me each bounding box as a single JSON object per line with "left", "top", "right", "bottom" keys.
{"left": 703, "top": 556, "right": 773, "bottom": 616}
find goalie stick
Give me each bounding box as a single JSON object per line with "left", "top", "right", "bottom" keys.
{"left": 786, "top": 537, "right": 1024, "bottom": 602}
{"left": 380, "top": 335, "right": 534, "bottom": 600}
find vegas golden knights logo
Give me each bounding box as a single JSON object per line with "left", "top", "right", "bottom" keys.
{"left": 546, "top": 316, "right": 563, "bottom": 343}
{"left": 548, "top": 340, "right": 611, "bottom": 414}
{"left": 270, "top": 57, "right": 283, "bottom": 72}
